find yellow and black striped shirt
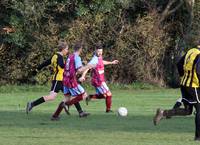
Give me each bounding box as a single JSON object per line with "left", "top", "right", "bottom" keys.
{"left": 51, "top": 53, "right": 64, "bottom": 81}
{"left": 180, "top": 48, "right": 200, "bottom": 87}
{"left": 37, "top": 52, "right": 65, "bottom": 81}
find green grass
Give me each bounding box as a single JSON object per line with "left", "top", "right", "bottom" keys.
{"left": 0, "top": 85, "right": 198, "bottom": 145}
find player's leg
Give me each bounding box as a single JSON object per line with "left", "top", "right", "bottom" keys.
{"left": 66, "top": 92, "right": 87, "bottom": 106}
{"left": 153, "top": 86, "right": 193, "bottom": 125}
{"left": 164, "top": 102, "right": 192, "bottom": 116}
{"left": 74, "top": 102, "right": 85, "bottom": 115}
{"left": 167, "top": 97, "right": 182, "bottom": 119}
{"left": 194, "top": 103, "right": 200, "bottom": 141}
{"left": 86, "top": 87, "right": 105, "bottom": 105}
{"left": 172, "top": 97, "right": 182, "bottom": 109}
{"left": 89, "top": 82, "right": 112, "bottom": 112}
{"left": 66, "top": 93, "right": 90, "bottom": 117}
{"left": 88, "top": 86, "right": 105, "bottom": 99}
{"left": 88, "top": 94, "right": 105, "bottom": 99}
{"left": 26, "top": 80, "right": 61, "bottom": 114}
{"left": 105, "top": 91, "right": 112, "bottom": 113}
{"left": 100, "top": 82, "right": 112, "bottom": 112}
{"left": 65, "top": 85, "right": 90, "bottom": 117}
{"left": 51, "top": 94, "right": 71, "bottom": 121}
{"left": 194, "top": 88, "right": 200, "bottom": 141}
{"left": 153, "top": 101, "right": 193, "bottom": 125}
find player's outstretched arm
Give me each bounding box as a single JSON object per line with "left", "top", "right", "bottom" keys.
{"left": 77, "top": 64, "right": 95, "bottom": 74}
{"left": 79, "top": 68, "right": 90, "bottom": 82}
{"left": 37, "top": 58, "right": 51, "bottom": 70}
{"left": 103, "top": 60, "right": 119, "bottom": 65}
{"left": 30, "top": 58, "right": 51, "bottom": 76}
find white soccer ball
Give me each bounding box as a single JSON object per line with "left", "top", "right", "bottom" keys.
{"left": 117, "top": 107, "right": 128, "bottom": 117}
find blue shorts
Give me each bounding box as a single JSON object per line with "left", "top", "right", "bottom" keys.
{"left": 95, "top": 82, "right": 110, "bottom": 95}
{"left": 64, "top": 84, "right": 85, "bottom": 96}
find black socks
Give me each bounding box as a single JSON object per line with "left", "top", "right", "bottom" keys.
{"left": 74, "top": 102, "right": 83, "bottom": 113}
{"left": 32, "top": 97, "right": 45, "bottom": 107}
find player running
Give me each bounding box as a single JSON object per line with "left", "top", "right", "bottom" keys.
{"left": 51, "top": 41, "right": 94, "bottom": 119}
{"left": 153, "top": 43, "right": 200, "bottom": 141}
{"left": 79, "top": 43, "right": 119, "bottom": 112}
{"left": 26, "top": 40, "right": 86, "bottom": 118}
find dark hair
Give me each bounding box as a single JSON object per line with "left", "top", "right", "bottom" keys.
{"left": 74, "top": 41, "right": 83, "bottom": 51}
{"left": 58, "top": 39, "right": 68, "bottom": 51}
{"left": 95, "top": 42, "right": 103, "bottom": 50}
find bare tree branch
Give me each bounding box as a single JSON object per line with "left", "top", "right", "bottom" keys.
{"left": 159, "top": 0, "right": 184, "bottom": 24}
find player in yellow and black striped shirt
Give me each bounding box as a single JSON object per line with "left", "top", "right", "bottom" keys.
{"left": 26, "top": 40, "right": 68, "bottom": 114}
{"left": 153, "top": 42, "right": 200, "bottom": 141}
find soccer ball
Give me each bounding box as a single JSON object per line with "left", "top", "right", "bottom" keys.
{"left": 117, "top": 107, "right": 128, "bottom": 117}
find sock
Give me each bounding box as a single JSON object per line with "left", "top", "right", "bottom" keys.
{"left": 163, "top": 108, "right": 192, "bottom": 117}
{"left": 105, "top": 95, "right": 112, "bottom": 111}
{"left": 65, "top": 95, "right": 83, "bottom": 106}
{"left": 52, "top": 101, "right": 64, "bottom": 118}
{"left": 74, "top": 102, "right": 83, "bottom": 113}
{"left": 32, "top": 97, "right": 45, "bottom": 107}
{"left": 89, "top": 94, "right": 105, "bottom": 99}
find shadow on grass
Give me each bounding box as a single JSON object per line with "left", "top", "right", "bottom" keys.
{"left": 0, "top": 110, "right": 195, "bottom": 134}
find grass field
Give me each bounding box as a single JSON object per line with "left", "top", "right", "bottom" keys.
{"left": 0, "top": 85, "right": 199, "bottom": 145}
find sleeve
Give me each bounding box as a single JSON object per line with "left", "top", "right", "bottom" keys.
{"left": 57, "top": 54, "right": 65, "bottom": 69}
{"left": 37, "top": 58, "right": 51, "bottom": 70}
{"left": 176, "top": 54, "right": 186, "bottom": 77}
{"left": 88, "top": 56, "right": 98, "bottom": 65}
{"left": 195, "top": 55, "right": 200, "bottom": 80}
{"left": 75, "top": 55, "right": 83, "bottom": 69}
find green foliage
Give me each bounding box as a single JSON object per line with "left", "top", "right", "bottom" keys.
{"left": 0, "top": 0, "right": 199, "bottom": 86}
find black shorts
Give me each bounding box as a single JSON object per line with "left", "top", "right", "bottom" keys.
{"left": 181, "top": 86, "right": 200, "bottom": 104}
{"left": 50, "top": 80, "right": 63, "bottom": 93}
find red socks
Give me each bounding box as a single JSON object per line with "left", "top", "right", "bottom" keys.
{"left": 105, "top": 95, "right": 112, "bottom": 111}
{"left": 89, "top": 94, "right": 105, "bottom": 99}
{"left": 52, "top": 101, "right": 64, "bottom": 118}
{"left": 65, "top": 94, "right": 83, "bottom": 106}
{"left": 89, "top": 94, "right": 112, "bottom": 111}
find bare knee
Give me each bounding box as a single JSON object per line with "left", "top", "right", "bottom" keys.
{"left": 44, "top": 92, "right": 57, "bottom": 101}
{"left": 63, "top": 95, "right": 71, "bottom": 102}
{"left": 105, "top": 91, "right": 112, "bottom": 97}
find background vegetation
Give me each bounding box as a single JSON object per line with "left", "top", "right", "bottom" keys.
{"left": 0, "top": 0, "right": 200, "bottom": 87}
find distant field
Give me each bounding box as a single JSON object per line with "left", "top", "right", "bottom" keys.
{"left": 0, "top": 85, "right": 198, "bottom": 145}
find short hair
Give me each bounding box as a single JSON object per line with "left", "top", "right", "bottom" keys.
{"left": 95, "top": 42, "right": 103, "bottom": 50}
{"left": 58, "top": 39, "right": 68, "bottom": 51}
{"left": 74, "top": 41, "right": 83, "bottom": 51}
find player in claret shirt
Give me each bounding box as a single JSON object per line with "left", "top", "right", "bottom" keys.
{"left": 52, "top": 41, "right": 94, "bottom": 118}
{"left": 79, "top": 43, "right": 119, "bottom": 113}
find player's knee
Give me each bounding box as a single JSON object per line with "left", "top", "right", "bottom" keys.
{"left": 106, "top": 91, "right": 112, "bottom": 97}
{"left": 64, "top": 95, "right": 71, "bottom": 102}
{"left": 44, "top": 94, "right": 57, "bottom": 101}
{"left": 49, "top": 96, "right": 56, "bottom": 101}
